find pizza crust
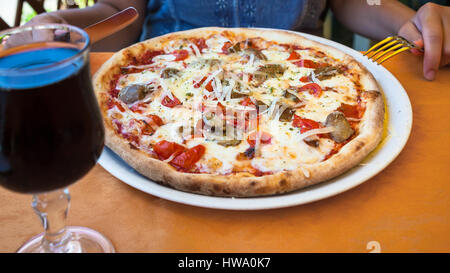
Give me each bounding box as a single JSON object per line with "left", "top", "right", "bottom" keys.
{"left": 93, "top": 27, "right": 384, "bottom": 197}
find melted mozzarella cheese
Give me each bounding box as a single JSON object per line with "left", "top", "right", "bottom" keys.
{"left": 194, "top": 140, "right": 243, "bottom": 174}
{"left": 261, "top": 49, "right": 290, "bottom": 62}
{"left": 109, "top": 34, "right": 362, "bottom": 175}
{"left": 251, "top": 120, "right": 333, "bottom": 172}
{"left": 118, "top": 71, "right": 159, "bottom": 89}
{"left": 296, "top": 92, "right": 344, "bottom": 122}
{"left": 205, "top": 35, "right": 231, "bottom": 53}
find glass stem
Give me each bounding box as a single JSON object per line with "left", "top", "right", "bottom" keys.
{"left": 32, "top": 188, "right": 71, "bottom": 252}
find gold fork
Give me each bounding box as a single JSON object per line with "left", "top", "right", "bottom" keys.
{"left": 363, "top": 36, "right": 422, "bottom": 65}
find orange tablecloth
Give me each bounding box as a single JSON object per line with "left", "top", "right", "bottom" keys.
{"left": 0, "top": 52, "right": 449, "bottom": 253}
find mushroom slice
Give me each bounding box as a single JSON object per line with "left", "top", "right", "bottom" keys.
{"left": 230, "top": 91, "right": 248, "bottom": 99}
{"left": 160, "top": 68, "right": 180, "bottom": 79}
{"left": 325, "top": 111, "right": 354, "bottom": 143}
{"left": 250, "top": 64, "right": 285, "bottom": 87}
{"left": 242, "top": 48, "right": 267, "bottom": 61}
{"left": 251, "top": 73, "right": 267, "bottom": 87}
{"left": 279, "top": 107, "right": 295, "bottom": 122}
{"left": 257, "top": 64, "right": 285, "bottom": 78}
{"left": 314, "top": 65, "right": 343, "bottom": 81}
{"left": 283, "top": 89, "right": 300, "bottom": 103}
{"left": 206, "top": 59, "right": 222, "bottom": 73}
{"left": 227, "top": 42, "right": 241, "bottom": 53}
{"left": 303, "top": 138, "right": 319, "bottom": 147}
{"left": 118, "top": 84, "right": 153, "bottom": 104}
{"left": 217, "top": 139, "right": 242, "bottom": 147}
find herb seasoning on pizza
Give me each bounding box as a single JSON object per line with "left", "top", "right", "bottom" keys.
{"left": 93, "top": 27, "right": 384, "bottom": 197}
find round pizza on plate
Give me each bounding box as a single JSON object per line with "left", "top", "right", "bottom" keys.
{"left": 93, "top": 27, "right": 384, "bottom": 197}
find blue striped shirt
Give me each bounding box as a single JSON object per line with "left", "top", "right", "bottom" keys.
{"left": 140, "top": 0, "right": 326, "bottom": 40}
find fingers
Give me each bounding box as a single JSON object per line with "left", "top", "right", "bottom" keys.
{"left": 398, "top": 20, "right": 422, "bottom": 43}
{"left": 2, "top": 31, "right": 33, "bottom": 50}
{"left": 3, "top": 14, "right": 68, "bottom": 50}
{"left": 398, "top": 21, "right": 424, "bottom": 56}
{"left": 413, "top": 4, "right": 443, "bottom": 81}
{"left": 441, "top": 14, "right": 450, "bottom": 67}
{"left": 27, "top": 13, "right": 67, "bottom": 25}
{"left": 411, "top": 39, "right": 424, "bottom": 57}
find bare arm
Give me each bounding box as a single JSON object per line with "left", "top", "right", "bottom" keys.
{"left": 330, "top": 0, "right": 415, "bottom": 40}
{"left": 28, "top": 0, "right": 147, "bottom": 51}
{"left": 331, "top": 0, "right": 450, "bottom": 81}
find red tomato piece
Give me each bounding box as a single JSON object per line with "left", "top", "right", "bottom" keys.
{"left": 239, "top": 97, "right": 255, "bottom": 107}
{"left": 287, "top": 51, "right": 301, "bottom": 61}
{"left": 190, "top": 38, "right": 208, "bottom": 52}
{"left": 293, "top": 59, "right": 322, "bottom": 69}
{"left": 221, "top": 41, "right": 233, "bottom": 54}
{"left": 298, "top": 83, "right": 323, "bottom": 97}
{"left": 115, "top": 102, "right": 126, "bottom": 112}
{"left": 247, "top": 131, "right": 272, "bottom": 147}
{"left": 153, "top": 140, "right": 185, "bottom": 160}
{"left": 141, "top": 123, "right": 155, "bottom": 136}
{"left": 107, "top": 98, "right": 125, "bottom": 112}
{"left": 299, "top": 76, "right": 310, "bottom": 82}
{"left": 323, "top": 143, "right": 345, "bottom": 161}
{"left": 161, "top": 94, "right": 181, "bottom": 108}
{"left": 251, "top": 167, "right": 273, "bottom": 177}
{"left": 128, "top": 118, "right": 141, "bottom": 127}
{"left": 109, "top": 88, "right": 120, "bottom": 98}
{"left": 193, "top": 76, "right": 213, "bottom": 91}
{"left": 193, "top": 119, "right": 204, "bottom": 138}
{"left": 121, "top": 67, "right": 144, "bottom": 74}
{"left": 337, "top": 103, "right": 365, "bottom": 119}
{"left": 170, "top": 145, "right": 206, "bottom": 170}
{"left": 130, "top": 102, "right": 146, "bottom": 113}
{"left": 139, "top": 50, "right": 164, "bottom": 65}
{"left": 193, "top": 77, "right": 205, "bottom": 88}
{"left": 146, "top": 114, "right": 164, "bottom": 126}
{"left": 280, "top": 44, "right": 305, "bottom": 51}
{"left": 121, "top": 132, "right": 140, "bottom": 145}
{"left": 109, "top": 74, "right": 121, "bottom": 97}
{"left": 172, "top": 49, "right": 189, "bottom": 61}
{"left": 217, "top": 102, "right": 227, "bottom": 116}
{"left": 205, "top": 80, "right": 213, "bottom": 92}
{"left": 199, "top": 102, "right": 224, "bottom": 116}
{"left": 278, "top": 43, "right": 291, "bottom": 50}
{"left": 323, "top": 86, "right": 338, "bottom": 93}
{"left": 292, "top": 115, "right": 321, "bottom": 133}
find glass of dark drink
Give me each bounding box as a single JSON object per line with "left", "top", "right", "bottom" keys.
{"left": 0, "top": 24, "right": 114, "bottom": 252}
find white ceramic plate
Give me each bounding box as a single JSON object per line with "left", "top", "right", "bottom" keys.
{"left": 98, "top": 30, "right": 412, "bottom": 210}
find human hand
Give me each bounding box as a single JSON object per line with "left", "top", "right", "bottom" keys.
{"left": 398, "top": 3, "right": 449, "bottom": 81}
{"left": 2, "top": 13, "right": 69, "bottom": 50}
{"left": 25, "top": 13, "right": 68, "bottom": 25}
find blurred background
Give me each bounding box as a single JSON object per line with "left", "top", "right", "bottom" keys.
{"left": 0, "top": 0, "right": 448, "bottom": 51}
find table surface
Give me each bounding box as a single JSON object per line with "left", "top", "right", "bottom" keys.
{"left": 1, "top": 51, "right": 449, "bottom": 253}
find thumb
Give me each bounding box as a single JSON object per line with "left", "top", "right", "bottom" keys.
{"left": 26, "top": 13, "right": 68, "bottom": 25}
{"left": 4, "top": 14, "right": 69, "bottom": 50}
{"left": 398, "top": 21, "right": 424, "bottom": 56}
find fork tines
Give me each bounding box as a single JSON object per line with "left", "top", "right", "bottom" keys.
{"left": 363, "top": 36, "right": 415, "bottom": 65}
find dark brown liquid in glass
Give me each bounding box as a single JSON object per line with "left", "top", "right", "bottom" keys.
{"left": 0, "top": 46, "right": 104, "bottom": 193}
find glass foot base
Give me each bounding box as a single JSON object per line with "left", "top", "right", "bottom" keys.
{"left": 17, "top": 226, "right": 115, "bottom": 253}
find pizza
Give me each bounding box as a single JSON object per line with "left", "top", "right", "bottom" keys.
{"left": 93, "top": 27, "right": 384, "bottom": 197}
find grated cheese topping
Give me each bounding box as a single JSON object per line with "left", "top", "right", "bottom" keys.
{"left": 104, "top": 33, "right": 364, "bottom": 175}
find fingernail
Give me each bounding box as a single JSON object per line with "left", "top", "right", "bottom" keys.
{"left": 410, "top": 48, "right": 423, "bottom": 56}
{"left": 425, "top": 70, "right": 435, "bottom": 81}
{"left": 413, "top": 39, "right": 424, "bottom": 48}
